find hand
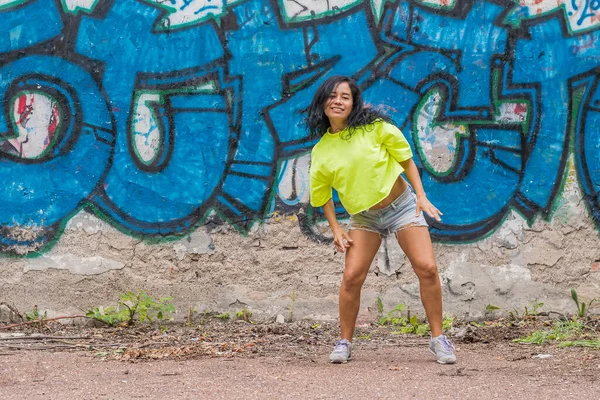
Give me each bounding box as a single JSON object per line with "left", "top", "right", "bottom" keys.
{"left": 332, "top": 228, "right": 353, "bottom": 253}
{"left": 416, "top": 195, "right": 443, "bottom": 222}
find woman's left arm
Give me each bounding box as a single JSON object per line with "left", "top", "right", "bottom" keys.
{"left": 399, "top": 158, "right": 442, "bottom": 222}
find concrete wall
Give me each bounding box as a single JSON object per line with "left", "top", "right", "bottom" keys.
{"left": 1, "top": 0, "right": 599, "bottom": 321}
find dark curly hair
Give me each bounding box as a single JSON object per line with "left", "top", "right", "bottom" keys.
{"left": 303, "top": 76, "right": 390, "bottom": 139}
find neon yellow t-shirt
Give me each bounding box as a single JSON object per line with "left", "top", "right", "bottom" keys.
{"left": 309, "top": 120, "right": 413, "bottom": 215}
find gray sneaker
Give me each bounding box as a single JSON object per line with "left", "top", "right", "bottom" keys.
{"left": 329, "top": 339, "right": 352, "bottom": 363}
{"left": 429, "top": 335, "right": 456, "bottom": 364}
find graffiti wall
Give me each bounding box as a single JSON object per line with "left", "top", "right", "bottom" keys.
{"left": 2, "top": 0, "right": 600, "bottom": 319}
{"left": 1, "top": 0, "right": 600, "bottom": 253}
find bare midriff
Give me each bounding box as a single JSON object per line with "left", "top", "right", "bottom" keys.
{"left": 368, "top": 176, "right": 409, "bottom": 210}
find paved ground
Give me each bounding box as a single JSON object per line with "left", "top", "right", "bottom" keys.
{"left": 1, "top": 339, "right": 599, "bottom": 399}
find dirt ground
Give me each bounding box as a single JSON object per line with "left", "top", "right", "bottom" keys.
{"left": 1, "top": 319, "right": 599, "bottom": 399}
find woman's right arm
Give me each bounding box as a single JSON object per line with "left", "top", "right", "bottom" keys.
{"left": 322, "top": 199, "right": 353, "bottom": 253}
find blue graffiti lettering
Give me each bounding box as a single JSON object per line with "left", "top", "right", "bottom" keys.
{"left": 2, "top": 0, "right": 600, "bottom": 253}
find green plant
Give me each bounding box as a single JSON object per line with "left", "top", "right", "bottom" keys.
{"left": 235, "top": 307, "right": 252, "bottom": 322}
{"left": 514, "top": 319, "right": 584, "bottom": 345}
{"left": 395, "top": 315, "right": 430, "bottom": 336}
{"left": 24, "top": 305, "right": 47, "bottom": 321}
{"left": 571, "top": 288, "right": 596, "bottom": 319}
{"left": 485, "top": 304, "right": 501, "bottom": 313}
{"left": 377, "top": 297, "right": 384, "bottom": 316}
{"left": 86, "top": 306, "right": 128, "bottom": 327}
{"left": 442, "top": 316, "right": 455, "bottom": 331}
{"left": 379, "top": 303, "right": 451, "bottom": 337}
{"left": 86, "top": 291, "right": 175, "bottom": 326}
{"left": 216, "top": 312, "right": 230, "bottom": 320}
{"left": 379, "top": 303, "right": 408, "bottom": 326}
{"left": 505, "top": 301, "right": 545, "bottom": 325}
{"left": 557, "top": 339, "right": 600, "bottom": 349}
{"left": 524, "top": 300, "right": 544, "bottom": 317}
{"left": 120, "top": 291, "right": 175, "bottom": 325}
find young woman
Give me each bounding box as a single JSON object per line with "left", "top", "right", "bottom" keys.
{"left": 306, "top": 76, "right": 456, "bottom": 364}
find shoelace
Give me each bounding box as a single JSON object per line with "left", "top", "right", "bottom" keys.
{"left": 437, "top": 336, "right": 455, "bottom": 353}
{"left": 334, "top": 340, "right": 350, "bottom": 351}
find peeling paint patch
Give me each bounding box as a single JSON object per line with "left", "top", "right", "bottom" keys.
{"left": 65, "top": 212, "right": 119, "bottom": 234}
{"left": 525, "top": 247, "right": 563, "bottom": 267}
{"left": 24, "top": 254, "right": 124, "bottom": 275}
{"left": 443, "top": 262, "right": 535, "bottom": 303}
{"left": 173, "top": 231, "right": 215, "bottom": 260}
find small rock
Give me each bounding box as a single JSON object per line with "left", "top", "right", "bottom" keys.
{"left": 532, "top": 354, "right": 553, "bottom": 359}
{"left": 448, "top": 325, "right": 481, "bottom": 343}
{"left": 276, "top": 314, "right": 285, "bottom": 324}
{"left": 0, "top": 303, "right": 22, "bottom": 324}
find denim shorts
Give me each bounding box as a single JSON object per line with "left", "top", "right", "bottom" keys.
{"left": 349, "top": 187, "right": 428, "bottom": 237}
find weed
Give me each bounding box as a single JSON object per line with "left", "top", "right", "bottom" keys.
{"left": 379, "top": 303, "right": 408, "bottom": 326}
{"left": 22, "top": 305, "right": 48, "bottom": 330}
{"left": 356, "top": 334, "right": 372, "bottom": 340}
{"left": 86, "top": 291, "right": 175, "bottom": 327}
{"left": 507, "top": 300, "right": 544, "bottom": 321}
{"left": 571, "top": 288, "right": 596, "bottom": 319}
{"left": 514, "top": 319, "right": 584, "bottom": 345}
{"left": 379, "top": 303, "right": 454, "bottom": 337}
{"left": 557, "top": 339, "right": 600, "bottom": 349}
{"left": 24, "top": 305, "right": 46, "bottom": 321}
{"left": 508, "top": 308, "right": 521, "bottom": 321}
{"left": 395, "top": 315, "right": 430, "bottom": 336}
{"left": 524, "top": 300, "right": 544, "bottom": 317}
{"left": 377, "top": 297, "right": 384, "bottom": 316}
{"left": 200, "top": 308, "right": 213, "bottom": 323}
{"left": 442, "top": 316, "right": 455, "bottom": 331}
{"left": 86, "top": 306, "right": 126, "bottom": 327}
{"left": 485, "top": 304, "right": 501, "bottom": 313}
{"left": 514, "top": 290, "right": 600, "bottom": 348}
{"left": 235, "top": 307, "right": 252, "bottom": 322}
{"left": 216, "top": 312, "right": 230, "bottom": 320}
{"left": 310, "top": 323, "right": 321, "bottom": 329}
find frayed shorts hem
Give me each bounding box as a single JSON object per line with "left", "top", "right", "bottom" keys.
{"left": 348, "top": 188, "right": 428, "bottom": 238}
{"left": 349, "top": 221, "right": 428, "bottom": 238}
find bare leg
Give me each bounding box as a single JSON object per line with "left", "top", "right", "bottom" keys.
{"left": 395, "top": 226, "right": 443, "bottom": 337}
{"left": 339, "top": 229, "right": 381, "bottom": 341}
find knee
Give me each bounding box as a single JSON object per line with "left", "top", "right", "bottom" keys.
{"left": 341, "top": 270, "right": 367, "bottom": 291}
{"left": 414, "top": 260, "right": 439, "bottom": 281}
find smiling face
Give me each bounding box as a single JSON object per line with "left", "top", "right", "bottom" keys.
{"left": 323, "top": 81, "right": 353, "bottom": 127}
